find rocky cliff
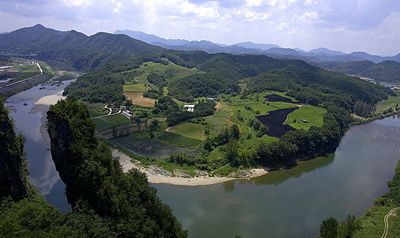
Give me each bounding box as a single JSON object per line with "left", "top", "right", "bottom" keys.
{"left": 0, "top": 99, "right": 31, "bottom": 200}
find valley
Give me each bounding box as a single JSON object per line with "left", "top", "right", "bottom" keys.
{"left": 1, "top": 23, "right": 400, "bottom": 238}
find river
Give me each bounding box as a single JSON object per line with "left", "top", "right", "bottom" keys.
{"left": 5, "top": 80, "right": 75, "bottom": 212}
{"left": 6, "top": 85, "right": 400, "bottom": 237}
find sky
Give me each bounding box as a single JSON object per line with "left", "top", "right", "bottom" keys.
{"left": 1, "top": 0, "right": 400, "bottom": 55}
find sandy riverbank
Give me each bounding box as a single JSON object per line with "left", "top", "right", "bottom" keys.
{"left": 112, "top": 150, "right": 268, "bottom": 186}
{"left": 35, "top": 91, "right": 66, "bottom": 106}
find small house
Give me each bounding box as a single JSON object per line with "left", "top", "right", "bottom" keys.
{"left": 184, "top": 105, "right": 195, "bottom": 112}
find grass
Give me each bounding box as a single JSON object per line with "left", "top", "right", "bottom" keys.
{"left": 375, "top": 91, "right": 400, "bottom": 114}
{"left": 123, "top": 83, "right": 148, "bottom": 92}
{"left": 93, "top": 113, "right": 130, "bottom": 132}
{"left": 203, "top": 92, "right": 312, "bottom": 149}
{"left": 157, "top": 131, "right": 202, "bottom": 147}
{"left": 285, "top": 105, "right": 327, "bottom": 130}
{"left": 133, "top": 61, "right": 198, "bottom": 84}
{"left": 87, "top": 103, "right": 108, "bottom": 117}
{"left": 167, "top": 122, "right": 206, "bottom": 141}
{"left": 352, "top": 161, "right": 400, "bottom": 238}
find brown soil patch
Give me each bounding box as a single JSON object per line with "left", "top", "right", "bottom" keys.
{"left": 124, "top": 92, "right": 156, "bottom": 108}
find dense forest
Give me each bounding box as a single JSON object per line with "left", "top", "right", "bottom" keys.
{"left": 0, "top": 99, "right": 186, "bottom": 237}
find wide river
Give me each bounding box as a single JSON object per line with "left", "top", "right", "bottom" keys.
{"left": 6, "top": 85, "right": 400, "bottom": 237}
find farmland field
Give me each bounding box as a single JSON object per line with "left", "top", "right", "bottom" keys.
{"left": 98, "top": 90, "right": 329, "bottom": 171}
{"left": 133, "top": 61, "right": 199, "bottom": 84}
{"left": 157, "top": 131, "right": 202, "bottom": 147}
{"left": 124, "top": 91, "right": 156, "bottom": 107}
{"left": 375, "top": 91, "right": 400, "bottom": 114}
{"left": 167, "top": 122, "right": 206, "bottom": 141}
{"left": 93, "top": 113, "right": 130, "bottom": 132}
{"left": 285, "top": 105, "right": 326, "bottom": 130}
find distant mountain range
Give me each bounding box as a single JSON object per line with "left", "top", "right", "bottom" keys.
{"left": 320, "top": 60, "right": 400, "bottom": 83}
{"left": 0, "top": 25, "right": 399, "bottom": 83}
{"left": 115, "top": 29, "right": 400, "bottom": 64}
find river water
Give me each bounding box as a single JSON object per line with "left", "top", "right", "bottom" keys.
{"left": 5, "top": 80, "right": 75, "bottom": 212}
{"left": 6, "top": 84, "right": 400, "bottom": 237}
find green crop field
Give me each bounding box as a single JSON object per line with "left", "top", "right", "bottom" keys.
{"left": 123, "top": 83, "right": 149, "bottom": 92}
{"left": 111, "top": 133, "right": 188, "bottom": 158}
{"left": 375, "top": 91, "right": 400, "bottom": 114}
{"left": 205, "top": 102, "right": 234, "bottom": 137}
{"left": 157, "top": 131, "right": 202, "bottom": 147}
{"left": 93, "top": 113, "right": 130, "bottom": 131}
{"left": 167, "top": 122, "right": 206, "bottom": 141}
{"left": 132, "top": 61, "right": 198, "bottom": 84}
{"left": 285, "top": 105, "right": 326, "bottom": 130}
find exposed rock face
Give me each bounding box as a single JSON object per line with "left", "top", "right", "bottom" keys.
{"left": 46, "top": 102, "right": 97, "bottom": 205}
{"left": 0, "top": 100, "right": 30, "bottom": 201}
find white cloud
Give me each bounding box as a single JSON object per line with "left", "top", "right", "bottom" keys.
{"left": 1, "top": 0, "right": 400, "bottom": 55}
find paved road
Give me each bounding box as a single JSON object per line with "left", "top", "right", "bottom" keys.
{"left": 0, "top": 61, "right": 43, "bottom": 89}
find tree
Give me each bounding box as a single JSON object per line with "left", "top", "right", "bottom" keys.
{"left": 225, "top": 140, "right": 239, "bottom": 162}
{"left": 230, "top": 124, "right": 240, "bottom": 140}
{"left": 0, "top": 100, "right": 31, "bottom": 201}
{"left": 134, "top": 116, "right": 141, "bottom": 131}
{"left": 111, "top": 125, "right": 118, "bottom": 138}
{"left": 320, "top": 218, "right": 338, "bottom": 238}
{"left": 124, "top": 100, "right": 133, "bottom": 107}
{"left": 204, "top": 137, "right": 214, "bottom": 152}
{"left": 147, "top": 119, "right": 159, "bottom": 138}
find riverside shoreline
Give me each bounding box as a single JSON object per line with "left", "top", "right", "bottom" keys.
{"left": 112, "top": 150, "right": 269, "bottom": 186}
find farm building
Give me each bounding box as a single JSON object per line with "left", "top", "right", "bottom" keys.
{"left": 184, "top": 105, "right": 195, "bottom": 112}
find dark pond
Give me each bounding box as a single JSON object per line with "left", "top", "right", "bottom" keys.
{"left": 256, "top": 107, "right": 298, "bottom": 137}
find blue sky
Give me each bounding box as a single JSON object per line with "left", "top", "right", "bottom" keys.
{"left": 1, "top": 0, "right": 400, "bottom": 55}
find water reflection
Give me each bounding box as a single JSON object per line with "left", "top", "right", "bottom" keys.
{"left": 155, "top": 115, "right": 400, "bottom": 238}
{"left": 6, "top": 80, "right": 75, "bottom": 212}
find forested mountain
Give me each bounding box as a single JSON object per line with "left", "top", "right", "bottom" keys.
{"left": 115, "top": 29, "right": 400, "bottom": 63}
{"left": 320, "top": 60, "right": 400, "bottom": 82}
{"left": 0, "top": 25, "right": 394, "bottom": 106}
{"left": 0, "top": 24, "right": 164, "bottom": 70}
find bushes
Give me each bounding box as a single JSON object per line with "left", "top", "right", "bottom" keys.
{"left": 168, "top": 74, "right": 240, "bottom": 102}
{"left": 143, "top": 89, "right": 162, "bottom": 99}
{"left": 256, "top": 141, "right": 298, "bottom": 165}
{"left": 154, "top": 97, "right": 216, "bottom": 126}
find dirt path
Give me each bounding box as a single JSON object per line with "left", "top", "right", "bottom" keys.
{"left": 381, "top": 207, "right": 400, "bottom": 238}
